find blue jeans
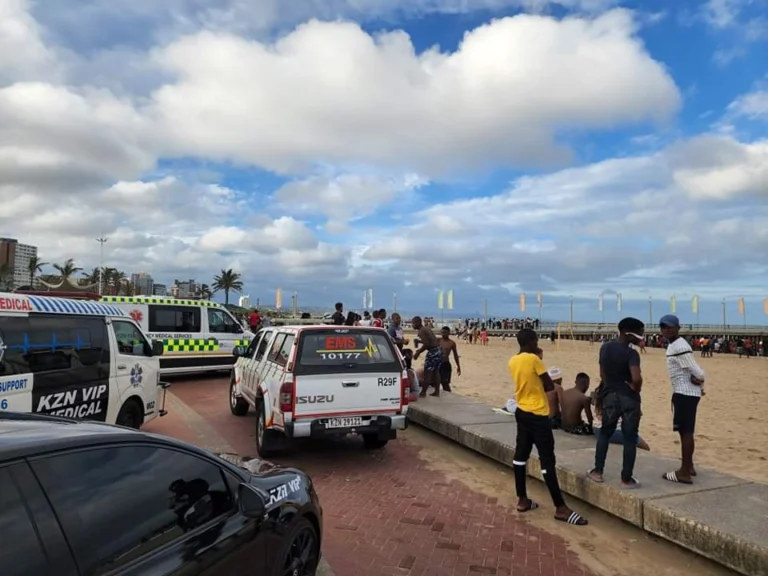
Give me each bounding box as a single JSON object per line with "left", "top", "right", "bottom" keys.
{"left": 594, "top": 392, "right": 641, "bottom": 482}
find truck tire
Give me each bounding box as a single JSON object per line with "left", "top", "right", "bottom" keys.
{"left": 255, "top": 403, "right": 281, "bottom": 458}
{"left": 116, "top": 400, "right": 142, "bottom": 429}
{"left": 229, "top": 376, "right": 249, "bottom": 416}
{"left": 363, "top": 434, "right": 389, "bottom": 450}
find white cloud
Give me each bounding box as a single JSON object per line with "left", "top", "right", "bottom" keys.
{"left": 147, "top": 11, "right": 680, "bottom": 176}
{"left": 0, "top": 0, "right": 58, "bottom": 83}
{"left": 728, "top": 89, "right": 768, "bottom": 119}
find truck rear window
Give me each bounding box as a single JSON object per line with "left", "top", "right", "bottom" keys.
{"left": 295, "top": 329, "right": 401, "bottom": 375}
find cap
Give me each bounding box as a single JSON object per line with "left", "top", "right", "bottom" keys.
{"left": 548, "top": 367, "right": 563, "bottom": 380}
{"left": 659, "top": 314, "right": 680, "bottom": 328}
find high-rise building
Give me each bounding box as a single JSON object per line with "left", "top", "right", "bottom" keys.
{"left": 238, "top": 294, "right": 250, "bottom": 308}
{"left": 153, "top": 283, "right": 167, "bottom": 296}
{"left": 0, "top": 237, "right": 38, "bottom": 289}
{"left": 131, "top": 272, "right": 154, "bottom": 296}
{"left": 171, "top": 279, "right": 199, "bottom": 298}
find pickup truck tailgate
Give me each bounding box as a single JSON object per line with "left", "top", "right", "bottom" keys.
{"left": 293, "top": 328, "right": 403, "bottom": 418}
{"left": 295, "top": 372, "right": 402, "bottom": 417}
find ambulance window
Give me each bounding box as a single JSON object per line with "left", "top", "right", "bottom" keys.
{"left": 0, "top": 315, "right": 109, "bottom": 376}
{"left": 207, "top": 308, "right": 242, "bottom": 334}
{"left": 254, "top": 331, "right": 273, "bottom": 362}
{"left": 149, "top": 306, "right": 201, "bottom": 333}
{"left": 32, "top": 446, "right": 235, "bottom": 575}
{"left": 112, "top": 321, "right": 150, "bottom": 356}
{"left": 0, "top": 467, "right": 50, "bottom": 576}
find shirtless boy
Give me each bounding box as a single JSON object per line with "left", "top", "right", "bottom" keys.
{"left": 439, "top": 326, "right": 461, "bottom": 392}
{"left": 561, "top": 373, "right": 594, "bottom": 435}
{"left": 413, "top": 316, "right": 442, "bottom": 397}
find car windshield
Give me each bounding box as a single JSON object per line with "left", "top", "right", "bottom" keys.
{"left": 295, "top": 329, "right": 400, "bottom": 375}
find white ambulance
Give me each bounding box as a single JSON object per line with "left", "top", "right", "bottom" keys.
{"left": 0, "top": 292, "right": 167, "bottom": 429}
{"left": 100, "top": 296, "right": 254, "bottom": 376}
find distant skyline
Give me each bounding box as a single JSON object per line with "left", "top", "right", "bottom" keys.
{"left": 2, "top": 0, "right": 766, "bottom": 313}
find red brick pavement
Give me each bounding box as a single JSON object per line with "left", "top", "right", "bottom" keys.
{"left": 149, "top": 377, "right": 595, "bottom": 576}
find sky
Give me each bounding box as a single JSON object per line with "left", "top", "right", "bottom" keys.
{"left": 0, "top": 0, "right": 766, "bottom": 323}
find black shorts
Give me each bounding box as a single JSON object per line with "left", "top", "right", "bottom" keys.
{"left": 672, "top": 393, "right": 700, "bottom": 435}
{"left": 439, "top": 362, "right": 452, "bottom": 384}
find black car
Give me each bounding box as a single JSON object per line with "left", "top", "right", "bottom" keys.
{"left": 0, "top": 411, "right": 323, "bottom": 576}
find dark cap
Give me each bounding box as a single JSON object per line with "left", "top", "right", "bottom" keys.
{"left": 659, "top": 314, "right": 680, "bottom": 328}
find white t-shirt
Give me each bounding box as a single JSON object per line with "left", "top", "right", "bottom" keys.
{"left": 359, "top": 319, "right": 372, "bottom": 326}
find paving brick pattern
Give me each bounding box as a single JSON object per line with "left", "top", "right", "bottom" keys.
{"left": 151, "top": 378, "right": 595, "bottom": 576}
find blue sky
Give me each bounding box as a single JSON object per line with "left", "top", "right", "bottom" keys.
{"left": 1, "top": 0, "right": 766, "bottom": 324}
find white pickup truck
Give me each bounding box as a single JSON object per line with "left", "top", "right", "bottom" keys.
{"left": 228, "top": 325, "right": 410, "bottom": 456}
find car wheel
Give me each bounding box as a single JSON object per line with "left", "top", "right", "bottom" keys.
{"left": 230, "top": 377, "right": 249, "bottom": 416}
{"left": 362, "top": 434, "right": 389, "bottom": 449}
{"left": 115, "top": 400, "right": 142, "bottom": 429}
{"left": 274, "top": 518, "right": 320, "bottom": 576}
{"left": 255, "top": 403, "right": 280, "bottom": 457}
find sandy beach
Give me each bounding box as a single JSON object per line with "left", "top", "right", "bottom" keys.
{"left": 434, "top": 337, "right": 767, "bottom": 484}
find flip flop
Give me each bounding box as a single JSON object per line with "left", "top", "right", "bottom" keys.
{"left": 516, "top": 501, "right": 539, "bottom": 513}
{"left": 620, "top": 478, "right": 642, "bottom": 490}
{"left": 663, "top": 471, "right": 693, "bottom": 485}
{"left": 555, "top": 511, "right": 588, "bottom": 526}
{"left": 587, "top": 469, "right": 604, "bottom": 483}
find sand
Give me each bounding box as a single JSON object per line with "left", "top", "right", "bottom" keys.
{"left": 437, "top": 337, "right": 767, "bottom": 483}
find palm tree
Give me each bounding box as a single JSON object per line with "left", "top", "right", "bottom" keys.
{"left": 27, "top": 256, "right": 47, "bottom": 287}
{"left": 199, "top": 284, "right": 213, "bottom": 300}
{"left": 53, "top": 258, "right": 82, "bottom": 280}
{"left": 212, "top": 269, "right": 243, "bottom": 305}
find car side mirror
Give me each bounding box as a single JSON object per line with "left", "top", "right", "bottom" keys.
{"left": 151, "top": 340, "right": 164, "bottom": 356}
{"left": 238, "top": 483, "right": 267, "bottom": 518}
{"left": 233, "top": 345, "right": 246, "bottom": 357}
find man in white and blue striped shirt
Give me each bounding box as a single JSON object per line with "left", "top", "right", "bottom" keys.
{"left": 659, "top": 314, "right": 706, "bottom": 485}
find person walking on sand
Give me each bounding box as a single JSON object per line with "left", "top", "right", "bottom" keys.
{"left": 659, "top": 315, "right": 706, "bottom": 484}
{"left": 588, "top": 317, "right": 645, "bottom": 489}
{"left": 412, "top": 316, "right": 443, "bottom": 397}
{"left": 509, "top": 329, "right": 587, "bottom": 526}
{"left": 439, "top": 326, "right": 461, "bottom": 392}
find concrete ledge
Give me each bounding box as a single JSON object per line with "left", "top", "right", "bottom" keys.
{"left": 644, "top": 483, "right": 768, "bottom": 576}
{"left": 407, "top": 395, "right": 768, "bottom": 576}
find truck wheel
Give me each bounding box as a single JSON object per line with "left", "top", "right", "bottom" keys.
{"left": 116, "top": 400, "right": 142, "bottom": 429}
{"left": 256, "top": 404, "right": 281, "bottom": 458}
{"left": 363, "top": 434, "right": 389, "bottom": 450}
{"left": 229, "top": 377, "right": 249, "bottom": 416}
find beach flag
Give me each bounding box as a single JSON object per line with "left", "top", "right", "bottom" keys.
{"left": 537, "top": 291, "right": 542, "bottom": 306}
{"left": 598, "top": 293, "right": 604, "bottom": 311}
{"left": 738, "top": 297, "right": 745, "bottom": 316}
{"left": 275, "top": 287, "right": 283, "bottom": 309}
{"left": 520, "top": 293, "right": 526, "bottom": 312}
{"left": 692, "top": 295, "right": 699, "bottom": 314}
{"left": 437, "top": 290, "right": 444, "bottom": 310}
{"left": 670, "top": 295, "right": 676, "bottom": 313}
{"left": 617, "top": 293, "right": 622, "bottom": 312}
{"left": 447, "top": 290, "right": 454, "bottom": 310}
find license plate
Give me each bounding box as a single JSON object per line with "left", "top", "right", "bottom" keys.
{"left": 325, "top": 417, "right": 364, "bottom": 429}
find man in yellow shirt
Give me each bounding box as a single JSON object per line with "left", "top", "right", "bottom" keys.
{"left": 508, "top": 329, "right": 588, "bottom": 526}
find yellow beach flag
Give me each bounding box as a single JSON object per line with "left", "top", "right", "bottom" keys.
{"left": 520, "top": 293, "right": 526, "bottom": 312}
{"left": 738, "top": 297, "right": 745, "bottom": 316}
{"left": 437, "top": 290, "right": 444, "bottom": 310}
{"left": 691, "top": 295, "right": 699, "bottom": 314}
{"left": 670, "top": 295, "right": 676, "bottom": 313}
{"left": 447, "top": 290, "right": 454, "bottom": 310}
